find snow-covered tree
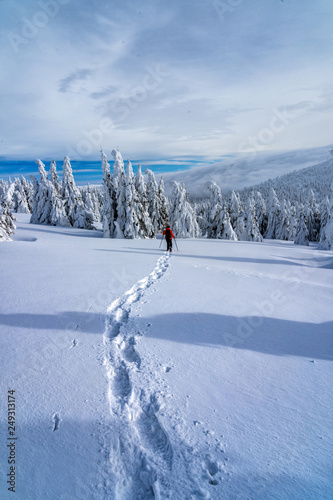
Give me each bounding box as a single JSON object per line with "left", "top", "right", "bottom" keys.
{"left": 229, "top": 191, "right": 242, "bottom": 228}
{"left": 205, "top": 181, "right": 237, "bottom": 240}
{"left": 255, "top": 191, "right": 267, "bottom": 236}
{"left": 157, "top": 176, "right": 169, "bottom": 229}
{"left": 319, "top": 196, "right": 333, "bottom": 250}
{"left": 81, "top": 184, "right": 101, "bottom": 222}
{"left": 319, "top": 217, "right": 333, "bottom": 250}
{"left": 0, "top": 180, "right": 15, "bottom": 210}
{"left": 275, "top": 199, "right": 290, "bottom": 241}
{"left": 61, "top": 156, "right": 79, "bottom": 225}
{"left": 233, "top": 213, "right": 247, "bottom": 241}
{"left": 303, "top": 188, "right": 320, "bottom": 242}
{"left": 195, "top": 199, "right": 210, "bottom": 236}
{"left": 72, "top": 203, "right": 94, "bottom": 229}
{"left": 205, "top": 181, "right": 223, "bottom": 238}
{"left": 12, "top": 177, "right": 30, "bottom": 213}
{"left": 81, "top": 184, "right": 93, "bottom": 214}
{"left": 101, "top": 150, "right": 116, "bottom": 238}
{"left": 20, "top": 175, "right": 34, "bottom": 213}
{"left": 145, "top": 169, "right": 163, "bottom": 232}
{"left": 134, "top": 165, "right": 154, "bottom": 238}
{"left": 245, "top": 195, "right": 263, "bottom": 242}
{"left": 294, "top": 204, "right": 309, "bottom": 246}
{"left": 265, "top": 188, "right": 281, "bottom": 239}
{"left": 123, "top": 160, "right": 141, "bottom": 238}
{"left": 169, "top": 181, "right": 200, "bottom": 238}
{"left": 49, "top": 160, "right": 61, "bottom": 194}
{"left": 0, "top": 179, "right": 8, "bottom": 203}
{"left": 30, "top": 160, "right": 69, "bottom": 226}
{"left": 61, "top": 156, "right": 93, "bottom": 229}
{"left": 30, "top": 160, "right": 52, "bottom": 225}
{"left": 288, "top": 203, "right": 298, "bottom": 241}
{"left": 112, "top": 150, "right": 127, "bottom": 237}
{"left": 320, "top": 196, "right": 330, "bottom": 232}
{"left": 212, "top": 206, "right": 237, "bottom": 240}
{"left": 0, "top": 202, "right": 16, "bottom": 241}
{"left": 221, "top": 210, "right": 237, "bottom": 240}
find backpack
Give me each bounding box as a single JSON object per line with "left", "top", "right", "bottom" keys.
{"left": 165, "top": 228, "right": 172, "bottom": 239}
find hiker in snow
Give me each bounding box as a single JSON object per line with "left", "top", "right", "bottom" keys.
{"left": 163, "top": 225, "right": 175, "bottom": 252}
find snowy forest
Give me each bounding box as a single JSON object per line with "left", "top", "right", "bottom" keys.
{"left": 1, "top": 149, "right": 333, "bottom": 249}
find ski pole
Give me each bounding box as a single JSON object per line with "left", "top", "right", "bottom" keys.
{"left": 174, "top": 238, "right": 179, "bottom": 251}
{"left": 159, "top": 235, "right": 163, "bottom": 248}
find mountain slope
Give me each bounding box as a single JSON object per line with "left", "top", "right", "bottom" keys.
{"left": 158, "top": 145, "right": 333, "bottom": 199}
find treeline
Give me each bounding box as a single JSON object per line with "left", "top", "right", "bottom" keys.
{"left": 196, "top": 183, "right": 332, "bottom": 249}
{"left": 0, "top": 150, "right": 332, "bottom": 249}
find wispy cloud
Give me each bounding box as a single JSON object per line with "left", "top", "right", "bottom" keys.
{"left": 58, "top": 69, "right": 94, "bottom": 93}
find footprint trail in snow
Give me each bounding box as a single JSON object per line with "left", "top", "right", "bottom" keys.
{"left": 102, "top": 253, "right": 172, "bottom": 499}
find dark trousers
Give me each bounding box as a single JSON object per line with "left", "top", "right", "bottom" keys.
{"left": 166, "top": 238, "right": 172, "bottom": 251}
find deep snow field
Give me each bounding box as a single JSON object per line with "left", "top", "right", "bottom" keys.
{"left": 0, "top": 214, "right": 332, "bottom": 500}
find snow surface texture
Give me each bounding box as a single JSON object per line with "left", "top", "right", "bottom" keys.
{"left": 0, "top": 214, "right": 332, "bottom": 500}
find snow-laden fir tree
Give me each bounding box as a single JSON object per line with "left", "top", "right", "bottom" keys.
{"left": 12, "top": 177, "right": 31, "bottom": 213}
{"left": 212, "top": 206, "right": 237, "bottom": 240}
{"left": 61, "top": 156, "right": 79, "bottom": 225}
{"left": 294, "top": 203, "right": 309, "bottom": 246}
{"left": 0, "top": 202, "right": 16, "bottom": 241}
{"left": 205, "top": 181, "right": 223, "bottom": 238}
{"left": 61, "top": 156, "right": 94, "bottom": 229}
{"left": 81, "top": 184, "right": 101, "bottom": 222}
{"left": 30, "top": 160, "right": 53, "bottom": 225}
{"left": 123, "top": 160, "right": 141, "bottom": 238}
{"left": 101, "top": 150, "right": 116, "bottom": 238}
{"left": 157, "top": 177, "right": 169, "bottom": 229}
{"left": 81, "top": 184, "right": 93, "bottom": 214}
{"left": 134, "top": 165, "right": 154, "bottom": 238}
{"left": 0, "top": 180, "right": 15, "bottom": 210}
{"left": 233, "top": 213, "right": 248, "bottom": 240}
{"left": 169, "top": 181, "right": 200, "bottom": 238}
{"left": 319, "top": 196, "right": 330, "bottom": 238}
{"left": 304, "top": 188, "right": 320, "bottom": 242}
{"left": 205, "top": 181, "right": 237, "bottom": 240}
{"left": 112, "top": 150, "right": 127, "bottom": 237}
{"left": 319, "top": 196, "right": 333, "bottom": 250}
{"left": 255, "top": 191, "right": 267, "bottom": 236}
{"left": 229, "top": 190, "right": 242, "bottom": 228}
{"left": 221, "top": 210, "right": 237, "bottom": 240}
{"left": 0, "top": 179, "right": 8, "bottom": 203}
{"left": 49, "top": 160, "right": 61, "bottom": 195}
{"left": 82, "top": 185, "right": 103, "bottom": 222}
{"left": 275, "top": 199, "right": 290, "bottom": 241}
{"left": 265, "top": 188, "right": 281, "bottom": 239}
{"left": 31, "top": 160, "right": 70, "bottom": 226}
{"left": 4, "top": 179, "right": 15, "bottom": 210}
{"left": 319, "top": 216, "right": 333, "bottom": 250}
{"left": 195, "top": 199, "right": 210, "bottom": 236}
{"left": 145, "top": 169, "right": 165, "bottom": 233}
{"left": 20, "top": 175, "right": 33, "bottom": 213}
{"left": 93, "top": 186, "right": 104, "bottom": 221}
{"left": 288, "top": 202, "right": 298, "bottom": 241}
{"left": 245, "top": 194, "right": 263, "bottom": 242}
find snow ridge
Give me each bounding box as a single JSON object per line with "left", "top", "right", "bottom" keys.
{"left": 103, "top": 253, "right": 172, "bottom": 499}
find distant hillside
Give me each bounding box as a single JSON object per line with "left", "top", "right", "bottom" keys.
{"left": 237, "top": 157, "right": 333, "bottom": 204}
{"left": 158, "top": 145, "right": 333, "bottom": 200}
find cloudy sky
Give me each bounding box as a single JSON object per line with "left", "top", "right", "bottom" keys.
{"left": 1, "top": 0, "right": 333, "bottom": 164}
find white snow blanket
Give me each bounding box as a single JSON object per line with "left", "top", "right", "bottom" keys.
{"left": 0, "top": 214, "right": 332, "bottom": 500}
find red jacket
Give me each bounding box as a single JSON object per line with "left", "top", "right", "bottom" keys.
{"left": 163, "top": 228, "right": 175, "bottom": 239}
